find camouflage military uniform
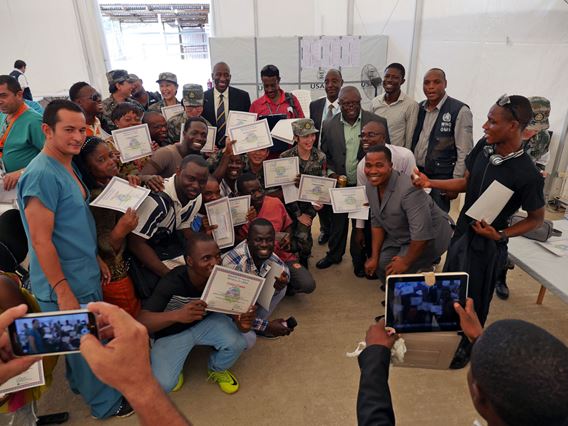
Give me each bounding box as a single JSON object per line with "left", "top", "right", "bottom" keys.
{"left": 523, "top": 96, "right": 551, "bottom": 170}
{"left": 167, "top": 83, "right": 211, "bottom": 142}
{"left": 100, "top": 95, "right": 143, "bottom": 133}
{"left": 280, "top": 144, "right": 327, "bottom": 260}
{"left": 148, "top": 99, "right": 180, "bottom": 113}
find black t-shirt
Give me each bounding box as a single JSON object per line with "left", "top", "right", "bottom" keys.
{"left": 455, "top": 138, "right": 545, "bottom": 237}
{"left": 142, "top": 265, "right": 207, "bottom": 339}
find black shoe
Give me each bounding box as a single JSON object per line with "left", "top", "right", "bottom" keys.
{"left": 299, "top": 256, "right": 309, "bottom": 269}
{"left": 316, "top": 256, "right": 339, "bottom": 269}
{"left": 353, "top": 267, "right": 365, "bottom": 278}
{"left": 366, "top": 272, "right": 378, "bottom": 280}
{"left": 495, "top": 281, "right": 510, "bottom": 300}
{"left": 114, "top": 397, "right": 135, "bottom": 418}
{"left": 318, "top": 232, "right": 329, "bottom": 245}
{"left": 449, "top": 337, "right": 472, "bottom": 369}
{"left": 37, "top": 412, "right": 69, "bottom": 425}
{"left": 285, "top": 286, "right": 297, "bottom": 297}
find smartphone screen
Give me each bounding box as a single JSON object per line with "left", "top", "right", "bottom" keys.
{"left": 8, "top": 310, "right": 98, "bottom": 356}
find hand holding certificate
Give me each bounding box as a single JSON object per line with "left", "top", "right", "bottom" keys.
{"left": 229, "top": 195, "right": 251, "bottom": 226}
{"left": 329, "top": 186, "right": 368, "bottom": 214}
{"left": 201, "top": 265, "right": 265, "bottom": 314}
{"left": 90, "top": 176, "right": 150, "bottom": 213}
{"left": 0, "top": 361, "right": 45, "bottom": 395}
{"left": 263, "top": 157, "right": 299, "bottom": 188}
{"left": 111, "top": 123, "right": 153, "bottom": 163}
{"left": 298, "top": 175, "right": 337, "bottom": 204}
{"left": 205, "top": 197, "right": 235, "bottom": 249}
{"left": 228, "top": 119, "right": 274, "bottom": 155}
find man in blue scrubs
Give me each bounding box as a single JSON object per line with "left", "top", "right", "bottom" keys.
{"left": 17, "top": 100, "right": 133, "bottom": 419}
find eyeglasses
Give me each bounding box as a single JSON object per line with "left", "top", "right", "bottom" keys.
{"left": 496, "top": 94, "right": 519, "bottom": 122}
{"left": 339, "top": 101, "right": 360, "bottom": 109}
{"left": 82, "top": 93, "right": 102, "bottom": 102}
{"left": 359, "top": 132, "right": 384, "bottom": 139}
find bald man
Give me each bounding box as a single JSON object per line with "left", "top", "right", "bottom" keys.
{"left": 411, "top": 68, "right": 473, "bottom": 212}
{"left": 203, "top": 62, "right": 251, "bottom": 148}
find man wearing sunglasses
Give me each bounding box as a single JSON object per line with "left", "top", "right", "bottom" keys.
{"left": 411, "top": 68, "right": 473, "bottom": 212}
{"left": 69, "top": 81, "right": 108, "bottom": 139}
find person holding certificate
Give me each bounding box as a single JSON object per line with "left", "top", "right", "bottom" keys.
{"left": 236, "top": 174, "right": 316, "bottom": 296}
{"left": 280, "top": 118, "right": 327, "bottom": 268}
{"left": 137, "top": 233, "right": 255, "bottom": 395}
{"left": 363, "top": 145, "right": 452, "bottom": 284}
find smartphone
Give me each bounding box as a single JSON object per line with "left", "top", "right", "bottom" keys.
{"left": 8, "top": 309, "right": 98, "bottom": 357}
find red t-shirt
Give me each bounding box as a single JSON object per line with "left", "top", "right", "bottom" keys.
{"left": 249, "top": 89, "right": 305, "bottom": 118}
{"left": 240, "top": 196, "right": 296, "bottom": 262}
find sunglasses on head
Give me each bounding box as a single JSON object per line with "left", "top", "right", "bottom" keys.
{"left": 496, "top": 94, "right": 519, "bottom": 122}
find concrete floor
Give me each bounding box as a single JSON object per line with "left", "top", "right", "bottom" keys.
{"left": 38, "top": 212, "right": 568, "bottom": 426}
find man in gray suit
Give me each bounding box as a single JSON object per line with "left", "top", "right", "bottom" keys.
{"left": 316, "top": 86, "right": 389, "bottom": 275}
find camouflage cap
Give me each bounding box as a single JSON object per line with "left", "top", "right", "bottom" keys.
{"left": 127, "top": 73, "right": 141, "bottom": 83}
{"left": 182, "top": 84, "right": 204, "bottom": 106}
{"left": 292, "top": 118, "right": 319, "bottom": 137}
{"left": 527, "top": 96, "right": 551, "bottom": 132}
{"left": 156, "top": 72, "right": 178, "bottom": 85}
{"left": 106, "top": 69, "right": 129, "bottom": 85}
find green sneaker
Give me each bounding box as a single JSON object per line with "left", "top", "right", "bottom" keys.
{"left": 207, "top": 369, "right": 239, "bottom": 394}
{"left": 171, "top": 373, "right": 184, "bottom": 392}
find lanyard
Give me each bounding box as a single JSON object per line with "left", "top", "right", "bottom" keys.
{"left": 0, "top": 103, "right": 28, "bottom": 156}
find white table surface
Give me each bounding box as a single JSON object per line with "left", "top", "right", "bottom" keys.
{"left": 507, "top": 219, "right": 568, "bottom": 304}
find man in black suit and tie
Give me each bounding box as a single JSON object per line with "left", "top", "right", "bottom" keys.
{"left": 202, "top": 62, "right": 251, "bottom": 148}
{"left": 309, "top": 69, "right": 344, "bottom": 245}
{"left": 316, "top": 86, "right": 389, "bottom": 275}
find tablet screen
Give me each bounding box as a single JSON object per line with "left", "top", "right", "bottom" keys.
{"left": 385, "top": 274, "right": 468, "bottom": 333}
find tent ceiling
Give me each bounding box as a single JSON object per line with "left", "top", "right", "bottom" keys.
{"left": 99, "top": 3, "right": 209, "bottom": 28}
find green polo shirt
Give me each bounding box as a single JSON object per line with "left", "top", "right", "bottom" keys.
{"left": 0, "top": 109, "right": 44, "bottom": 172}
{"left": 340, "top": 112, "right": 362, "bottom": 185}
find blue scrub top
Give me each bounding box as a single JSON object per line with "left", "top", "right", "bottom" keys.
{"left": 17, "top": 153, "right": 101, "bottom": 302}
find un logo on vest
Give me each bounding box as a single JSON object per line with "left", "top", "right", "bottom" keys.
{"left": 442, "top": 113, "right": 451, "bottom": 122}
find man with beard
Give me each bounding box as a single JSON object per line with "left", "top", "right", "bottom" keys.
{"left": 140, "top": 116, "right": 208, "bottom": 179}
{"left": 143, "top": 111, "right": 171, "bottom": 147}
{"left": 69, "top": 82, "right": 108, "bottom": 139}
{"left": 203, "top": 62, "right": 251, "bottom": 148}
{"left": 371, "top": 63, "right": 418, "bottom": 149}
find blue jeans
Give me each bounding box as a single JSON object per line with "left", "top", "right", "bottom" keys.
{"left": 37, "top": 294, "right": 122, "bottom": 419}
{"left": 150, "top": 313, "right": 247, "bottom": 392}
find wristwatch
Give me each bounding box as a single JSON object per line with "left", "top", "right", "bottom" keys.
{"left": 497, "top": 230, "right": 509, "bottom": 244}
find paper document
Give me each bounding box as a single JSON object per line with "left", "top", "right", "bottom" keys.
{"left": 257, "top": 261, "right": 284, "bottom": 311}
{"left": 329, "top": 186, "right": 368, "bottom": 214}
{"left": 291, "top": 90, "right": 312, "bottom": 120}
{"left": 263, "top": 157, "right": 299, "bottom": 188}
{"left": 201, "top": 126, "right": 216, "bottom": 153}
{"left": 465, "top": 180, "right": 514, "bottom": 224}
{"left": 229, "top": 119, "right": 274, "bottom": 155}
{"left": 298, "top": 175, "right": 337, "bottom": 205}
{"left": 111, "top": 124, "right": 153, "bottom": 163}
{"left": 537, "top": 239, "right": 568, "bottom": 257}
{"left": 90, "top": 176, "right": 150, "bottom": 213}
{"left": 349, "top": 206, "right": 370, "bottom": 220}
{"left": 0, "top": 179, "right": 16, "bottom": 203}
{"left": 0, "top": 361, "right": 45, "bottom": 396}
{"left": 201, "top": 265, "right": 265, "bottom": 315}
{"left": 229, "top": 195, "right": 250, "bottom": 226}
{"left": 161, "top": 104, "right": 184, "bottom": 121}
{"left": 227, "top": 111, "right": 257, "bottom": 132}
{"left": 282, "top": 184, "right": 299, "bottom": 204}
{"left": 205, "top": 197, "right": 235, "bottom": 249}
{"left": 270, "top": 119, "right": 300, "bottom": 145}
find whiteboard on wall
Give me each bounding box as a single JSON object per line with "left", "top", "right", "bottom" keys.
{"left": 209, "top": 35, "right": 388, "bottom": 110}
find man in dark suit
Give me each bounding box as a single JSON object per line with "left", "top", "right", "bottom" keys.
{"left": 316, "top": 86, "right": 389, "bottom": 274}
{"left": 202, "top": 62, "right": 251, "bottom": 148}
{"left": 309, "top": 69, "right": 344, "bottom": 245}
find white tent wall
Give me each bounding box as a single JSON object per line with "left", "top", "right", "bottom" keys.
{"left": 0, "top": 0, "right": 109, "bottom": 98}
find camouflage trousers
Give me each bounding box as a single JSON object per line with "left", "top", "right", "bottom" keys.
{"left": 290, "top": 220, "right": 314, "bottom": 259}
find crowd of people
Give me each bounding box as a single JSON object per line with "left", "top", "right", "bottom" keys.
{"left": 0, "top": 56, "right": 566, "bottom": 426}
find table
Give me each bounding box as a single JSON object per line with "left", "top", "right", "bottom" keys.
{"left": 507, "top": 219, "right": 568, "bottom": 304}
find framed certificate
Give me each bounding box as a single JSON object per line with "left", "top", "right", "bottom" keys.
{"left": 227, "top": 111, "right": 257, "bottom": 131}
{"left": 263, "top": 157, "right": 299, "bottom": 188}
{"left": 161, "top": 104, "right": 184, "bottom": 121}
{"left": 111, "top": 123, "right": 153, "bottom": 163}
{"left": 201, "top": 265, "right": 265, "bottom": 315}
{"left": 201, "top": 126, "right": 217, "bottom": 153}
{"left": 228, "top": 119, "right": 274, "bottom": 155}
{"left": 298, "top": 175, "right": 337, "bottom": 205}
{"left": 90, "top": 176, "right": 151, "bottom": 213}
{"left": 329, "top": 186, "right": 368, "bottom": 214}
{"left": 229, "top": 195, "right": 250, "bottom": 226}
{"left": 205, "top": 197, "right": 235, "bottom": 249}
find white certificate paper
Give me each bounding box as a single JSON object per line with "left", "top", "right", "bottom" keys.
{"left": 90, "top": 176, "right": 151, "bottom": 213}
{"left": 229, "top": 195, "right": 250, "bottom": 226}
{"left": 111, "top": 123, "right": 153, "bottom": 163}
{"left": 263, "top": 157, "right": 299, "bottom": 188}
{"left": 228, "top": 119, "right": 274, "bottom": 155}
{"left": 257, "top": 261, "right": 284, "bottom": 311}
{"left": 349, "top": 206, "right": 370, "bottom": 220}
{"left": 205, "top": 197, "right": 235, "bottom": 249}
{"left": 201, "top": 265, "right": 265, "bottom": 314}
{"left": 227, "top": 111, "right": 257, "bottom": 131}
{"left": 161, "top": 104, "right": 184, "bottom": 121}
{"left": 0, "top": 179, "right": 16, "bottom": 203}
{"left": 0, "top": 361, "right": 45, "bottom": 395}
{"left": 465, "top": 180, "right": 514, "bottom": 224}
{"left": 270, "top": 119, "right": 300, "bottom": 144}
{"left": 329, "top": 186, "right": 368, "bottom": 214}
{"left": 282, "top": 184, "right": 299, "bottom": 204}
{"left": 298, "top": 175, "right": 337, "bottom": 205}
{"left": 201, "top": 126, "right": 217, "bottom": 153}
